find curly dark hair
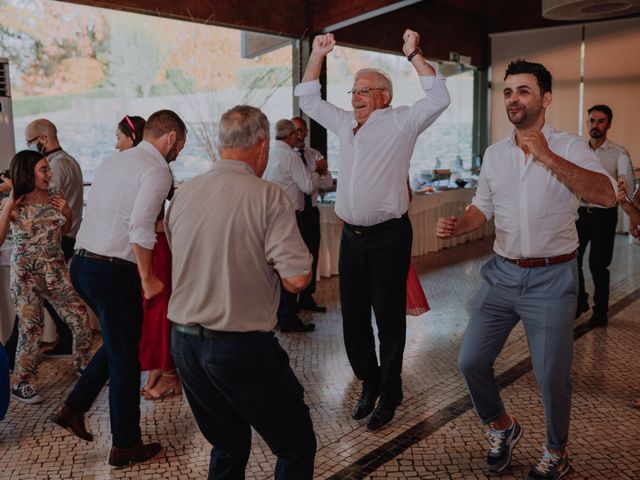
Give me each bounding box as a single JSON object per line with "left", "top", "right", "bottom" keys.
{"left": 10, "top": 150, "right": 47, "bottom": 198}
{"left": 504, "top": 59, "right": 552, "bottom": 94}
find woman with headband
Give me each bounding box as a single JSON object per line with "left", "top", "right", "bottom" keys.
{"left": 115, "top": 115, "right": 182, "bottom": 400}
{"left": 115, "top": 115, "right": 146, "bottom": 151}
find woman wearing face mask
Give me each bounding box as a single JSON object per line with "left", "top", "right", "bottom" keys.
{"left": 115, "top": 115, "right": 181, "bottom": 400}
{"left": 0, "top": 150, "right": 91, "bottom": 404}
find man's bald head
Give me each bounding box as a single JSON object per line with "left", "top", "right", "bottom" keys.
{"left": 26, "top": 119, "right": 58, "bottom": 141}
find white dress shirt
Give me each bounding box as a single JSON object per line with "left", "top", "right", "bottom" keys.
{"left": 47, "top": 149, "right": 84, "bottom": 238}
{"left": 295, "top": 73, "right": 450, "bottom": 226}
{"left": 263, "top": 140, "right": 319, "bottom": 211}
{"left": 296, "top": 146, "right": 333, "bottom": 208}
{"left": 472, "top": 124, "right": 617, "bottom": 259}
{"left": 75, "top": 141, "right": 172, "bottom": 263}
{"left": 580, "top": 139, "right": 633, "bottom": 207}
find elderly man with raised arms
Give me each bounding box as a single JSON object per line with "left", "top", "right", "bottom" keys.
{"left": 295, "top": 29, "right": 450, "bottom": 430}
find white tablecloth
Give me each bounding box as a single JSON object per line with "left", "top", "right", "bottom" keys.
{"left": 317, "top": 188, "right": 495, "bottom": 278}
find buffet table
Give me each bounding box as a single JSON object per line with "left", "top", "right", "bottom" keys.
{"left": 317, "top": 188, "right": 494, "bottom": 278}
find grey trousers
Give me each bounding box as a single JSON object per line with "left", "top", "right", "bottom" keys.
{"left": 458, "top": 255, "right": 577, "bottom": 450}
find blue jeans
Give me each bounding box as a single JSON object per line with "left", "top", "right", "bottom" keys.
{"left": 458, "top": 256, "right": 577, "bottom": 450}
{"left": 66, "top": 255, "right": 143, "bottom": 448}
{"left": 172, "top": 329, "right": 316, "bottom": 479}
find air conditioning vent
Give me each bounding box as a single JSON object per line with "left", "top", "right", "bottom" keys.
{"left": 542, "top": 0, "right": 640, "bottom": 20}
{"left": 0, "top": 60, "right": 9, "bottom": 97}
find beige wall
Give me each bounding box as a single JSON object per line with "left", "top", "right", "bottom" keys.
{"left": 584, "top": 18, "right": 640, "bottom": 168}
{"left": 490, "top": 18, "right": 640, "bottom": 168}
{"left": 490, "top": 26, "right": 582, "bottom": 143}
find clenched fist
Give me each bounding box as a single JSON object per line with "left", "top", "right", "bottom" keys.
{"left": 312, "top": 34, "right": 336, "bottom": 57}
{"left": 402, "top": 29, "right": 420, "bottom": 57}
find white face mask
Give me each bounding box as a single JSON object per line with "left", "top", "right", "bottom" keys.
{"left": 27, "top": 140, "right": 44, "bottom": 153}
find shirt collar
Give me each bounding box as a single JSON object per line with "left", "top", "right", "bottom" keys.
{"left": 507, "top": 122, "right": 554, "bottom": 146}
{"left": 591, "top": 138, "right": 610, "bottom": 151}
{"left": 275, "top": 139, "right": 293, "bottom": 150}
{"left": 349, "top": 106, "right": 392, "bottom": 129}
{"left": 136, "top": 140, "right": 168, "bottom": 167}
{"left": 214, "top": 159, "right": 257, "bottom": 176}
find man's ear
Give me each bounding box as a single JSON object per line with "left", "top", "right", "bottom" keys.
{"left": 542, "top": 91, "right": 552, "bottom": 109}
{"left": 383, "top": 90, "right": 391, "bottom": 107}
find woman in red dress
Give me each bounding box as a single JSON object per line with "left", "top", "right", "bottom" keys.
{"left": 406, "top": 180, "right": 430, "bottom": 316}
{"left": 116, "top": 115, "right": 181, "bottom": 399}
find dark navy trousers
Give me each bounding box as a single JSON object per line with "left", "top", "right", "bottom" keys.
{"left": 66, "top": 255, "right": 143, "bottom": 448}
{"left": 172, "top": 329, "right": 316, "bottom": 479}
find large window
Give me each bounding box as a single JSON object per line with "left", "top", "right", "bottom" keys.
{"left": 326, "top": 45, "right": 475, "bottom": 180}
{"left": 1, "top": 0, "right": 294, "bottom": 182}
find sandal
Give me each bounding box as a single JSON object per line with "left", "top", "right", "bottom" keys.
{"left": 143, "top": 372, "right": 182, "bottom": 401}
{"left": 140, "top": 370, "right": 162, "bottom": 395}
{"left": 631, "top": 397, "right": 640, "bottom": 409}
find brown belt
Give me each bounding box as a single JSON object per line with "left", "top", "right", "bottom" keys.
{"left": 505, "top": 251, "right": 577, "bottom": 268}
{"left": 74, "top": 249, "right": 136, "bottom": 268}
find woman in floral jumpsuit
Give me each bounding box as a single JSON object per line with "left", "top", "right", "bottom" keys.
{"left": 0, "top": 150, "right": 91, "bottom": 404}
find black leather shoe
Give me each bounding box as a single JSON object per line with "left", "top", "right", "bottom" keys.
{"left": 299, "top": 300, "right": 327, "bottom": 313}
{"left": 280, "top": 318, "right": 315, "bottom": 333}
{"left": 48, "top": 403, "right": 94, "bottom": 442}
{"left": 587, "top": 315, "right": 608, "bottom": 328}
{"left": 109, "top": 441, "right": 162, "bottom": 467}
{"left": 366, "top": 403, "right": 397, "bottom": 431}
{"left": 351, "top": 390, "right": 379, "bottom": 420}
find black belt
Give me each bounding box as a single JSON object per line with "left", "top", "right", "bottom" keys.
{"left": 172, "top": 323, "right": 264, "bottom": 339}
{"left": 344, "top": 212, "right": 408, "bottom": 236}
{"left": 74, "top": 249, "right": 136, "bottom": 268}
{"left": 505, "top": 251, "right": 576, "bottom": 268}
{"left": 579, "top": 206, "right": 617, "bottom": 214}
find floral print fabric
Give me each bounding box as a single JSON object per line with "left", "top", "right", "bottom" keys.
{"left": 6, "top": 193, "right": 91, "bottom": 384}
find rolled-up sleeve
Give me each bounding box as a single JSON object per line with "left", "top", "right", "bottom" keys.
{"left": 264, "top": 189, "right": 312, "bottom": 278}
{"left": 129, "top": 166, "right": 172, "bottom": 249}
{"left": 396, "top": 69, "right": 451, "bottom": 135}
{"left": 568, "top": 139, "right": 617, "bottom": 204}
{"left": 295, "top": 80, "right": 350, "bottom": 135}
{"left": 472, "top": 159, "right": 494, "bottom": 221}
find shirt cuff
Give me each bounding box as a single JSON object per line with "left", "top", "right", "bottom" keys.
{"left": 129, "top": 228, "right": 156, "bottom": 250}
{"left": 294, "top": 79, "right": 321, "bottom": 97}
{"left": 418, "top": 64, "right": 446, "bottom": 90}
{"left": 471, "top": 200, "right": 493, "bottom": 221}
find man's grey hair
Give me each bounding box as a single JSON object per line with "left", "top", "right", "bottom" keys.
{"left": 275, "top": 119, "right": 296, "bottom": 140}
{"left": 218, "top": 105, "right": 270, "bottom": 150}
{"left": 355, "top": 68, "right": 394, "bottom": 104}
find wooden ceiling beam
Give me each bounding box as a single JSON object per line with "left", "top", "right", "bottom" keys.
{"left": 332, "top": 1, "right": 488, "bottom": 67}
{"left": 312, "top": 0, "right": 423, "bottom": 32}
{"left": 61, "top": 0, "right": 307, "bottom": 38}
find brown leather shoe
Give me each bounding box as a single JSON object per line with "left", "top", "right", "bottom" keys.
{"left": 48, "top": 403, "right": 94, "bottom": 442}
{"left": 108, "top": 441, "right": 162, "bottom": 467}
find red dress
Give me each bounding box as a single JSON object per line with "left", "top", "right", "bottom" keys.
{"left": 406, "top": 263, "right": 430, "bottom": 316}
{"left": 139, "top": 233, "right": 175, "bottom": 370}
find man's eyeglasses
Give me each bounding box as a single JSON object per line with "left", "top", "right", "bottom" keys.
{"left": 296, "top": 128, "right": 307, "bottom": 133}
{"left": 348, "top": 87, "right": 386, "bottom": 97}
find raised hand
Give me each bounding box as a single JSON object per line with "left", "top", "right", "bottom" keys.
{"left": 436, "top": 216, "right": 458, "bottom": 239}
{"left": 50, "top": 194, "right": 68, "bottom": 212}
{"left": 519, "top": 130, "right": 551, "bottom": 163}
{"left": 312, "top": 34, "right": 336, "bottom": 57}
{"left": 402, "top": 29, "right": 420, "bottom": 56}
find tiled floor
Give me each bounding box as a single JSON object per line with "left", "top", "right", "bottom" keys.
{"left": 1, "top": 235, "right": 640, "bottom": 479}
